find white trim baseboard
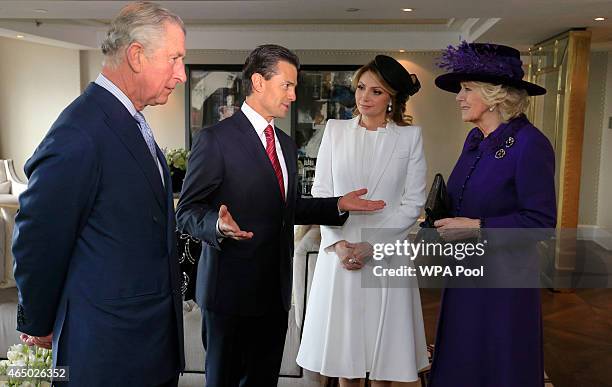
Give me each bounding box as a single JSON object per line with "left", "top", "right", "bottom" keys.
{"left": 577, "top": 224, "right": 612, "bottom": 250}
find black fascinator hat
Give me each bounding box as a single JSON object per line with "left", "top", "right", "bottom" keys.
{"left": 372, "top": 55, "right": 421, "bottom": 97}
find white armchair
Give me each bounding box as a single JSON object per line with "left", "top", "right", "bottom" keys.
{"left": 0, "top": 159, "right": 27, "bottom": 288}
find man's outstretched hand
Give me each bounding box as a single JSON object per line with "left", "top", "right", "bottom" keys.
{"left": 218, "top": 204, "right": 254, "bottom": 240}
{"left": 338, "top": 188, "right": 385, "bottom": 212}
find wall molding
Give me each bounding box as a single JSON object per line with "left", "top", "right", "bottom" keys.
{"left": 590, "top": 51, "right": 607, "bottom": 224}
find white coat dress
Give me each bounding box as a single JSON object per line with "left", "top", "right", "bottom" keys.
{"left": 296, "top": 116, "right": 429, "bottom": 382}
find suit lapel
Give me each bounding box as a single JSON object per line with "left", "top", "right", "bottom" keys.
{"left": 156, "top": 145, "right": 171, "bottom": 206}
{"left": 85, "top": 83, "right": 166, "bottom": 211}
{"left": 344, "top": 117, "right": 365, "bottom": 191}
{"left": 277, "top": 129, "right": 295, "bottom": 205}
{"left": 155, "top": 144, "right": 181, "bottom": 297}
{"left": 157, "top": 146, "right": 179, "bottom": 286}
{"left": 232, "top": 111, "right": 285, "bottom": 204}
{"left": 366, "top": 124, "right": 399, "bottom": 197}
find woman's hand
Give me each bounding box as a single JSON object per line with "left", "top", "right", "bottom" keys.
{"left": 346, "top": 242, "right": 373, "bottom": 263}
{"left": 434, "top": 217, "right": 480, "bottom": 241}
{"left": 333, "top": 240, "right": 364, "bottom": 271}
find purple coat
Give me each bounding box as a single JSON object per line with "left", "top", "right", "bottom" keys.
{"left": 429, "top": 115, "right": 556, "bottom": 387}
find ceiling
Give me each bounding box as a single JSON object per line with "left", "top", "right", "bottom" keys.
{"left": 0, "top": 0, "right": 610, "bottom": 51}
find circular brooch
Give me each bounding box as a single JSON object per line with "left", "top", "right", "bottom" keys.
{"left": 495, "top": 149, "right": 506, "bottom": 159}
{"left": 505, "top": 136, "right": 515, "bottom": 148}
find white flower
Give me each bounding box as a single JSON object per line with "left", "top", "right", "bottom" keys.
{"left": 6, "top": 350, "right": 25, "bottom": 362}
{"left": 0, "top": 359, "right": 9, "bottom": 373}
{"left": 8, "top": 344, "right": 25, "bottom": 353}
{"left": 3, "top": 343, "right": 54, "bottom": 385}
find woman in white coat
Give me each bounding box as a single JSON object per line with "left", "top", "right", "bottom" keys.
{"left": 297, "top": 55, "right": 429, "bottom": 386}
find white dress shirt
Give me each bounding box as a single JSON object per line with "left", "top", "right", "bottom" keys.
{"left": 240, "top": 102, "right": 288, "bottom": 194}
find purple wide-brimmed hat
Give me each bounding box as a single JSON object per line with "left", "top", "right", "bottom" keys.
{"left": 435, "top": 41, "right": 546, "bottom": 96}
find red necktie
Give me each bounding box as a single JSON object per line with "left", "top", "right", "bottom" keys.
{"left": 264, "top": 125, "right": 285, "bottom": 200}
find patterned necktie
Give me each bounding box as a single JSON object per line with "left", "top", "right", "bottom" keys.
{"left": 264, "top": 125, "right": 285, "bottom": 200}
{"left": 133, "top": 112, "right": 158, "bottom": 163}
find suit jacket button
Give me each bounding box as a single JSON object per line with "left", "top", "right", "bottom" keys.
{"left": 153, "top": 216, "right": 159, "bottom": 223}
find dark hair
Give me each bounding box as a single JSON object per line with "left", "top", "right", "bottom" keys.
{"left": 242, "top": 44, "right": 300, "bottom": 95}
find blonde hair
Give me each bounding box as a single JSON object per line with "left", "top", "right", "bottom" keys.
{"left": 467, "top": 81, "right": 530, "bottom": 122}
{"left": 351, "top": 63, "right": 413, "bottom": 126}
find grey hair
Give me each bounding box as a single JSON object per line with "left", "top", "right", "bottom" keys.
{"left": 467, "top": 81, "right": 530, "bottom": 122}
{"left": 101, "top": 1, "right": 185, "bottom": 68}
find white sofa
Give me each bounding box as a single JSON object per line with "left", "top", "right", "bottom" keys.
{"left": 0, "top": 160, "right": 27, "bottom": 289}
{"left": 0, "top": 287, "right": 21, "bottom": 358}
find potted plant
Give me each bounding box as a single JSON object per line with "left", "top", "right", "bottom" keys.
{"left": 164, "top": 148, "right": 189, "bottom": 193}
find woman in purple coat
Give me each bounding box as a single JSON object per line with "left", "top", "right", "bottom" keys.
{"left": 428, "top": 42, "right": 557, "bottom": 387}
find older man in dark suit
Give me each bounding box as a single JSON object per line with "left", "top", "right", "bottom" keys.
{"left": 12, "top": 2, "right": 186, "bottom": 386}
{"left": 176, "top": 44, "right": 385, "bottom": 387}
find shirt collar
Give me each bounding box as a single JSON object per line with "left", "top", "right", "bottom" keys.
{"left": 241, "top": 101, "right": 275, "bottom": 137}
{"left": 94, "top": 73, "right": 138, "bottom": 117}
{"left": 352, "top": 114, "right": 390, "bottom": 133}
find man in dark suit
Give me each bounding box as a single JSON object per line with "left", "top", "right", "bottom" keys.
{"left": 176, "top": 44, "right": 385, "bottom": 387}
{"left": 12, "top": 2, "right": 186, "bottom": 386}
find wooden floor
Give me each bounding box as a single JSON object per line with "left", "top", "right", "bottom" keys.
{"left": 420, "top": 288, "right": 612, "bottom": 387}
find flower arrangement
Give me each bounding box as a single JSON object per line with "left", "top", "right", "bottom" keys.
{"left": 164, "top": 148, "right": 190, "bottom": 193}
{"left": 164, "top": 148, "right": 189, "bottom": 174}
{"left": 0, "top": 344, "right": 52, "bottom": 386}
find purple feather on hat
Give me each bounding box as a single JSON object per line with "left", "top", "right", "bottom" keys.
{"left": 436, "top": 41, "right": 524, "bottom": 79}
{"left": 434, "top": 41, "right": 546, "bottom": 95}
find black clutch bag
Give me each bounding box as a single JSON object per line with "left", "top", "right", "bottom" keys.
{"left": 420, "top": 173, "right": 450, "bottom": 228}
